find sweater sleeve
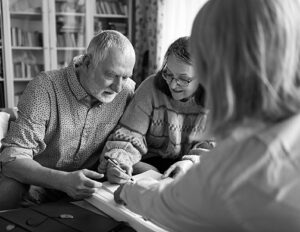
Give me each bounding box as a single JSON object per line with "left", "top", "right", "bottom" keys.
{"left": 98, "top": 76, "right": 155, "bottom": 173}
{"left": 182, "top": 139, "right": 216, "bottom": 164}
{"left": 120, "top": 163, "right": 217, "bottom": 231}
{"left": 181, "top": 112, "right": 215, "bottom": 164}
{"left": 98, "top": 126, "right": 147, "bottom": 173}
{"left": 119, "top": 125, "right": 300, "bottom": 231}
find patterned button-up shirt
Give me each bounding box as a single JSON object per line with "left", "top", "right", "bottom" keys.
{"left": 0, "top": 62, "right": 135, "bottom": 171}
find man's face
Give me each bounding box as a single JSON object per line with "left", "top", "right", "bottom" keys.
{"left": 83, "top": 46, "right": 135, "bottom": 103}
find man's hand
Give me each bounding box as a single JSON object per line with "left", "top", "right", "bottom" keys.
{"left": 60, "top": 169, "right": 104, "bottom": 200}
{"left": 162, "top": 160, "right": 193, "bottom": 179}
{"left": 107, "top": 162, "right": 133, "bottom": 184}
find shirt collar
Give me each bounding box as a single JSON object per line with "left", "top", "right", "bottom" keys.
{"left": 66, "top": 61, "right": 102, "bottom": 107}
{"left": 66, "top": 61, "right": 89, "bottom": 101}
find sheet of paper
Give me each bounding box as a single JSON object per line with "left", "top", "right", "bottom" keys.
{"left": 102, "top": 170, "right": 165, "bottom": 194}
{"left": 134, "top": 169, "right": 163, "bottom": 181}
{"left": 87, "top": 188, "right": 169, "bottom": 232}
{"left": 86, "top": 170, "right": 171, "bottom": 232}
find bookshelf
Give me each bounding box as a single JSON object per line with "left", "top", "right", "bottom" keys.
{"left": 50, "top": 0, "right": 87, "bottom": 68}
{"left": 93, "top": 0, "right": 132, "bottom": 39}
{"left": 0, "top": 0, "right": 133, "bottom": 108}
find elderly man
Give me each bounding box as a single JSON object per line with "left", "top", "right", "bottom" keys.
{"left": 0, "top": 30, "right": 136, "bottom": 210}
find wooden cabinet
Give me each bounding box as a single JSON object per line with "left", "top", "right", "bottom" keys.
{"left": 0, "top": 0, "right": 133, "bottom": 108}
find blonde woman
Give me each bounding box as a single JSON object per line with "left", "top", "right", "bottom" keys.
{"left": 114, "top": 0, "right": 300, "bottom": 231}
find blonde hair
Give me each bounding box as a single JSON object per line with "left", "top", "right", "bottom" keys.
{"left": 86, "top": 30, "right": 135, "bottom": 66}
{"left": 191, "top": 0, "right": 300, "bottom": 137}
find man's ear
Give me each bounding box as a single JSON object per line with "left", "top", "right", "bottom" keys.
{"left": 83, "top": 54, "right": 91, "bottom": 68}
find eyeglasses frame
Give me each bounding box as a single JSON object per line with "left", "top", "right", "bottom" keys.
{"left": 161, "top": 64, "right": 193, "bottom": 87}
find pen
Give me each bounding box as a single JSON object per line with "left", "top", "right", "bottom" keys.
{"left": 105, "top": 157, "right": 134, "bottom": 182}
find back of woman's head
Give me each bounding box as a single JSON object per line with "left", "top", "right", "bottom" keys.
{"left": 191, "top": 0, "right": 300, "bottom": 136}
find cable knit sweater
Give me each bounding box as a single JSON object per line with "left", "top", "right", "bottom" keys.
{"left": 98, "top": 75, "right": 209, "bottom": 172}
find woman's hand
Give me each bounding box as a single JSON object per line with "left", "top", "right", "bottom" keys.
{"left": 106, "top": 162, "right": 133, "bottom": 184}
{"left": 162, "top": 160, "right": 193, "bottom": 179}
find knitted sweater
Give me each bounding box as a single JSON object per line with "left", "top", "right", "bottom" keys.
{"left": 98, "top": 75, "right": 208, "bottom": 171}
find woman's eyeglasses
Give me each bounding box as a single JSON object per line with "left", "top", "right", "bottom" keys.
{"left": 161, "top": 66, "right": 193, "bottom": 87}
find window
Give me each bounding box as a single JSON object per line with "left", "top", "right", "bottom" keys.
{"left": 160, "top": 0, "right": 207, "bottom": 61}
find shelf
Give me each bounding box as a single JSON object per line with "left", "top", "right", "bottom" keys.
{"left": 56, "top": 47, "right": 85, "bottom": 50}
{"left": 14, "top": 78, "right": 33, "bottom": 81}
{"left": 56, "top": 12, "right": 85, "bottom": 17}
{"left": 12, "top": 46, "right": 44, "bottom": 50}
{"left": 10, "top": 12, "right": 42, "bottom": 20}
{"left": 11, "top": 12, "right": 42, "bottom": 15}
{"left": 94, "top": 14, "right": 127, "bottom": 18}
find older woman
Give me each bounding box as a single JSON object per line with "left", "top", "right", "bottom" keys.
{"left": 99, "top": 36, "right": 211, "bottom": 183}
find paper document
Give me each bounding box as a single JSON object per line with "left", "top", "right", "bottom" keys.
{"left": 102, "top": 169, "right": 164, "bottom": 194}
{"left": 85, "top": 170, "right": 171, "bottom": 232}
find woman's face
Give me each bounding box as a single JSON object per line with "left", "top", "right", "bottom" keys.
{"left": 162, "top": 53, "right": 200, "bottom": 101}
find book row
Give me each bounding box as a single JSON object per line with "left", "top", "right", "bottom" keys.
{"left": 11, "top": 27, "right": 43, "bottom": 47}
{"left": 96, "top": 0, "right": 127, "bottom": 15}
{"left": 13, "top": 62, "right": 43, "bottom": 79}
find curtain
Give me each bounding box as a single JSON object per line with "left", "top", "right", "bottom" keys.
{"left": 133, "top": 0, "right": 207, "bottom": 86}
{"left": 133, "top": 0, "right": 165, "bottom": 86}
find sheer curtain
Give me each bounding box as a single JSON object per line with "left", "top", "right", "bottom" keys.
{"left": 160, "top": 0, "right": 207, "bottom": 62}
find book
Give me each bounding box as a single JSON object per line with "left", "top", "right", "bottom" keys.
{"left": 85, "top": 170, "right": 172, "bottom": 232}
